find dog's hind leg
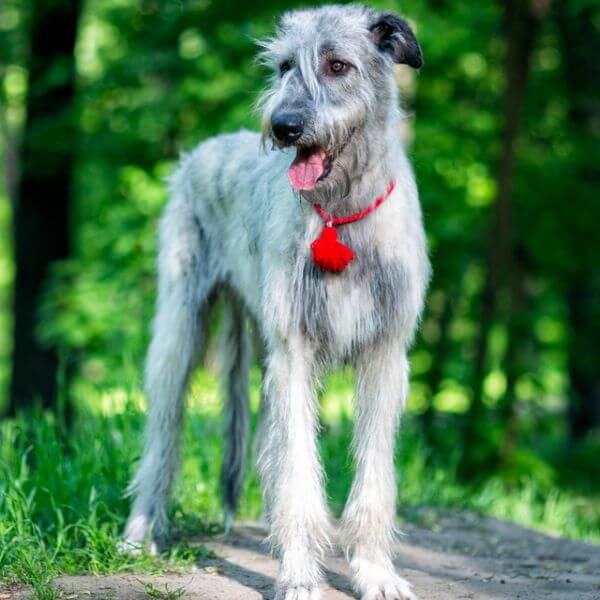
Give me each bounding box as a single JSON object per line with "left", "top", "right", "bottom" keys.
{"left": 123, "top": 188, "right": 217, "bottom": 553}
{"left": 219, "top": 292, "right": 250, "bottom": 532}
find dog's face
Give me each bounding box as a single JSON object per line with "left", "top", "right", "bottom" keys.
{"left": 259, "top": 5, "right": 422, "bottom": 193}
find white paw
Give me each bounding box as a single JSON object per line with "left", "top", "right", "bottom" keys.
{"left": 275, "top": 585, "right": 322, "bottom": 600}
{"left": 360, "top": 576, "right": 416, "bottom": 600}
{"left": 120, "top": 513, "right": 162, "bottom": 556}
{"left": 224, "top": 510, "right": 234, "bottom": 535}
{"left": 351, "top": 558, "right": 416, "bottom": 600}
{"left": 117, "top": 537, "right": 159, "bottom": 556}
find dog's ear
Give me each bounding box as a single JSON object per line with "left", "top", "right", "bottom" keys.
{"left": 369, "top": 13, "right": 423, "bottom": 69}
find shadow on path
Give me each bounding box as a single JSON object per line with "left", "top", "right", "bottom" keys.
{"left": 199, "top": 524, "right": 356, "bottom": 599}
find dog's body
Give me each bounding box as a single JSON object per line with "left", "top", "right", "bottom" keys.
{"left": 123, "top": 5, "right": 430, "bottom": 599}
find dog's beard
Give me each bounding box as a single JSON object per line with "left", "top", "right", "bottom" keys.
{"left": 309, "top": 130, "right": 377, "bottom": 203}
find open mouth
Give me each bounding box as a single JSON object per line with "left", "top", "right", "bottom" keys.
{"left": 286, "top": 129, "right": 354, "bottom": 191}
{"left": 287, "top": 146, "right": 333, "bottom": 191}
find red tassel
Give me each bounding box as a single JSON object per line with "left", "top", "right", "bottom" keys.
{"left": 311, "top": 226, "right": 355, "bottom": 272}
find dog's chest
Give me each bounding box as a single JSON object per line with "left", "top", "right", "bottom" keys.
{"left": 291, "top": 245, "right": 408, "bottom": 355}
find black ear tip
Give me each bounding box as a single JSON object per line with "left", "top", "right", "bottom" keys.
{"left": 408, "top": 52, "right": 424, "bottom": 70}
{"left": 370, "top": 11, "right": 423, "bottom": 69}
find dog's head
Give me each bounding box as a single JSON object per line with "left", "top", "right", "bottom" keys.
{"left": 258, "top": 5, "right": 422, "bottom": 193}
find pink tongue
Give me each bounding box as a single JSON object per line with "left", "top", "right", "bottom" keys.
{"left": 288, "top": 148, "right": 326, "bottom": 190}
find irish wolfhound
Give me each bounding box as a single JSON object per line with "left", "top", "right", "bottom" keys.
{"left": 123, "top": 4, "right": 430, "bottom": 599}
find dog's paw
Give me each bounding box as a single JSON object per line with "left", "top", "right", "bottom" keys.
{"left": 223, "top": 510, "right": 235, "bottom": 535}
{"left": 351, "top": 557, "right": 416, "bottom": 600}
{"left": 360, "top": 576, "right": 416, "bottom": 600}
{"left": 119, "top": 513, "right": 162, "bottom": 556}
{"left": 275, "top": 585, "right": 322, "bottom": 600}
{"left": 117, "top": 537, "right": 159, "bottom": 556}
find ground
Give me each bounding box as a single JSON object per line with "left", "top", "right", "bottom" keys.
{"left": 3, "top": 508, "right": 599, "bottom": 600}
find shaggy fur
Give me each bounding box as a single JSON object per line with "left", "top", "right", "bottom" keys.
{"left": 123, "top": 5, "right": 430, "bottom": 600}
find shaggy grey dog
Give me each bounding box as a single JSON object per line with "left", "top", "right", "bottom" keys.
{"left": 123, "top": 5, "right": 430, "bottom": 599}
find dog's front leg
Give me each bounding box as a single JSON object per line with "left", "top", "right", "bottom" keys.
{"left": 342, "top": 340, "right": 416, "bottom": 600}
{"left": 258, "top": 335, "right": 331, "bottom": 600}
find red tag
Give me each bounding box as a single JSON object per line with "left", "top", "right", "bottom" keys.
{"left": 311, "top": 226, "right": 355, "bottom": 272}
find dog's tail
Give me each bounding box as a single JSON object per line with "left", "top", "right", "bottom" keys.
{"left": 219, "top": 291, "right": 251, "bottom": 532}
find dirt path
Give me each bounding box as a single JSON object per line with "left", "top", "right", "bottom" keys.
{"left": 4, "top": 509, "right": 600, "bottom": 599}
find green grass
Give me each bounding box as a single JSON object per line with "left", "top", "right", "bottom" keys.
{"left": 1, "top": 368, "right": 599, "bottom": 598}
{"left": 137, "top": 580, "right": 186, "bottom": 600}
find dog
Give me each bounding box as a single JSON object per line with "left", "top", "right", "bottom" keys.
{"left": 123, "top": 5, "right": 430, "bottom": 599}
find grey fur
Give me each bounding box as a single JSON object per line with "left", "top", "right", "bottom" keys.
{"left": 219, "top": 291, "right": 251, "bottom": 531}
{"left": 123, "top": 6, "right": 429, "bottom": 600}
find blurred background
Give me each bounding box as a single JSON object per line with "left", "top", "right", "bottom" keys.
{"left": 0, "top": 0, "right": 599, "bottom": 588}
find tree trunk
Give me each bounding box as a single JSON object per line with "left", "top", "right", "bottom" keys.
{"left": 566, "top": 283, "right": 600, "bottom": 440}
{"left": 8, "top": 0, "right": 81, "bottom": 415}
{"left": 555, "top": 1, "right": 600, "bottom": 441}
{"left": 461, "top": 0, "right": 540, "bottom": 477}
{"left": 499, "top": 243, "right": 529, "bottom": 469}
{"left": 420, "top": 292, "right": 453, "bottom": 446}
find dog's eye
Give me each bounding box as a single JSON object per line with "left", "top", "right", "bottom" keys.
{"left": 328, "top": 60, "right": 348, "bottom": 75}
{"left": 279, "top": 61, "right": 291, "bottom": 76}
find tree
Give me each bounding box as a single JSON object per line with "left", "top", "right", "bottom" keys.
{"left": 461, "top": 0, "right": 542, "bottom": 476}
{"left": 8, "top": 0, "right": 82, "bottom": 414}
{"left": 555, "top": 0, "right": 600, "bottom": 441}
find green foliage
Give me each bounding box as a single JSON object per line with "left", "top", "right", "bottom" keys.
{"left": 0, "top": 0, "right": 596, "bottom": 434}
{"left": 0, "top": 394, "right": 221, "bottom": 593}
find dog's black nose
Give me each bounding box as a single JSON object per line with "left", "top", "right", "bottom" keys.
{"left": 271, "top": 113, "right": 304, "bottom": 143}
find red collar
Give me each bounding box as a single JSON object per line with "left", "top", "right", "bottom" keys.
{"left": 309, "top": 181, "right": 396, "bottom": 273}
{"left": 312, "top": 180, "right": 396, "bottom": 226}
